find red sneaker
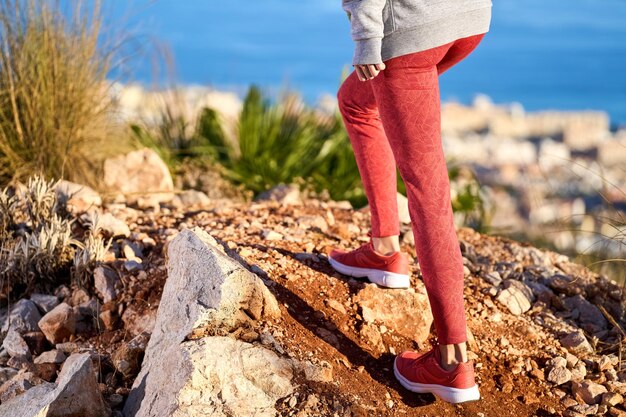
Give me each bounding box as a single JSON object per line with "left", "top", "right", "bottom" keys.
{"left": 328, "top": 232, "right": 410, "bottom": 289}
{"left": 393, "top": 341, "right": 481, "bottom": 403}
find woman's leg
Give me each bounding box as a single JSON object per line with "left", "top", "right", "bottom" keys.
{"left": 337, "top": 70, "right": 401, "bottom": 247}
{"left": 370, "top": 39, "right": 477, "bottom": 347}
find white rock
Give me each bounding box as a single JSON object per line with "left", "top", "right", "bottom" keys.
{"left": 98, "top": 212, "right": 131, "bottom": 238}
{"left": 256, "top": 184, "right": 302, "bottom": 205}
{"left": 104, "top": 148, "right": 174, "bottom": 205}
{"left": 495, "top": 279, "right": 534, "bottom": 315}
{"left": 572, "top": 380, "right": 607, "bottom": 405}
{"left": 547, "top": 366, "right": 572, "bottom": 385}
{"left": 173, "top": 190, "right": 211, "bottom": 207}
{"left": 123, "top": 227, "right": 283, "bottom": 417}
{"left": 55, "top": 180, "right": 102, "bottom": 212}
{"left": 34, "top": 349, "right": 66, "bottom": 364}
{"left": 355, "top": 284, "right": 433, "bottom": 343}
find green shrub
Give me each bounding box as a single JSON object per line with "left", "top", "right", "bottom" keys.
{"left": 190, "top": 84, "right": 488, "bottom": 221}
{"left": 0, "top": 0, "right": 119, "bottom": 187}
{"left": 196, "top": 86, "right": 345, "bottom": 196}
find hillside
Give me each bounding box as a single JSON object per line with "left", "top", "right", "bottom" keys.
{"left": 0, "top": 185, "right": 625, "bottom": 416}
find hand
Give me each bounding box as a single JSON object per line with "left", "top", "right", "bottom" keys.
{"left": 354, "top": 63, "right": 386, "bottom": 81}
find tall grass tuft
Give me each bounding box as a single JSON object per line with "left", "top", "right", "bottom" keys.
{"left": 0, "top": 0, "right": 117, "bottom": 186}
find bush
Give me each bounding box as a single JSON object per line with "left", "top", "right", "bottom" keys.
{"left": 0, "top": 175, "right": 110, "bottom": 303}
{"left": 0, "top": 0, "right": 119, "bottom": 187}
{"left": 194, "top": 85, "right": 383, "bottom": 207}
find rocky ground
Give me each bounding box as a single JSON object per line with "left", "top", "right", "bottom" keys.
{"left": 1, "top": 183, "right": 625, "bottom": 416}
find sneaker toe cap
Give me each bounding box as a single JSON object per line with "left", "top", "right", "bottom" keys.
{"left": 329, "top": 248, "right": 347, "bottom": 261}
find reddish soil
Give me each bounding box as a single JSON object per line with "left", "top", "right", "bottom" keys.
{"left": 80, "top": 198, "right": 613, "bottom": 415}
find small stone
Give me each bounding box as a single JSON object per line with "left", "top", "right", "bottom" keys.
{"left": 29, "top": 294, "right": 60, "bottom": 315}
{"left": 98, "top": 212, "right": 131, "bottom": 238}
{"left": 601, "top": 392, "right": 623, "bottom": 407}
{"left": 569, "top": 403, "right": 599, "bottom": 415}
{"left": 2, "top": 328, "right": 31, "bottom": 359}
{"left": 262, "top": 229, "right": 283, "bottom": 241}
{"left": 297, "top": 360, "right": 333, "bottom": 383}
{"left": 482, "top": 271, "right": 503, "bottom": 286}
{"left": 325, "top": 299, "right": 346, "bottom": 315}
{"left": 530, "top": 369, "right": 545, "bottom": 380}
{"left": 598, "top": 356, "right": 614, "bottom": 372}
{"left": 255, "top": 184, "right": 302, "bottom": 205}
{"left": 70, "top": 288, "right": 90, "bottom": 306}
{"left": 1, "top": 299, "right": 42, "bottom": 333}
{"left": 561, "top": 396, "right": 579, "bottom": 408}
{"left": 38, "top": 303, "right": 76, "bottom": 344}
{"left": 566, "top": 352, "right": 579, "bottom": 368}
{"left": 495, "top": 279, "right": 534, "bottom": 315}
{"left": 122, "top": 241, "right": 143, "bottom": 261}
{"left": 124, "top": 260, "right": 143, "bottom": 272}
{"left": 94, "top": 267, "right": 119, "bottom": 303}
{"left": 549, "top": 356, "right": 568, "bottom": 368}
{"left": 571, "top": 361, "right": 588, "bottom": 382}
{"left": 359, "top": 324, "right": 384, "bottom": 353}
{"left": 560, "top": 330, "right": 594, "bottom": 355}
{"left": 572, "top": 380, "right": 608, "bottom": 405}
{"left": 111, "top": 333, "right": 150, "bottom": 379}
{"left": 34, "top": 349, "right": 67, "bottom": 364}
{"left": 547, "top": 366, "right": 572, "bottom": 385}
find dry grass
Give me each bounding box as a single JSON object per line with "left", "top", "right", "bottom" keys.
{"left": 0, "top": 0, "right": 121, "bottom": 187}
{"left": 0, "top": 174, "right": 111, "bottom": 302}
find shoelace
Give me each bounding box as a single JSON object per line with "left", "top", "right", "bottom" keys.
{"left": 353, "top": 242, "right": 372, "bottom": 254}
{"left": 410, "top": 338, "right": 441, "bottom": 369}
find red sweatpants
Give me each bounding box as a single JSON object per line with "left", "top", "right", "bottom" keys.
{"left": 337, "top": 33, "right": 486, "bottom": 345}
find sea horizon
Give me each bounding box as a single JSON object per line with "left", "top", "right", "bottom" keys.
{"left": 108, "top": 0, "right": 626, "bottom": 128}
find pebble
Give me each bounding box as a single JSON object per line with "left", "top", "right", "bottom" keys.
{"left": 560, "top": 330, "right": 594, "bottom": 355}
{"left": 572, "top": 380, "right": 607, "bottom": 405}
{"left": 547, "top": 366, "right": 572, "bottom": 385}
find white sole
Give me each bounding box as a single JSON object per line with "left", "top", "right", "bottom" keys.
{"left": 328, "top": 255, "right": 410, "bottom": 289}
{"left": 393, "top": 357, "right": 481, "bottom": 404}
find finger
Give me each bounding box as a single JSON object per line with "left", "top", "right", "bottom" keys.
{"left": 368, "top": 64, "right": 380, "bottom": 78}
{"left": 361, "top": 65, "right": 373, "bottom": 79}
{"left": 375, "top": 62, "right": 386, "bottom": 71}
{"left": 355, "top": 66, "right": 366, "bottom": 81}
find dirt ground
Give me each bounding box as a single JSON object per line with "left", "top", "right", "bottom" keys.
{"left": 85, "top": 198, "right": 615, "bottom": 416}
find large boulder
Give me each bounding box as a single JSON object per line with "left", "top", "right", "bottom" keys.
{"left": 0, "top": 353, "right": 110, "bottom": 417}
{"left": 123, "top": 227, "right": 285, "bottom": 417}
{"left": 104, "top": 148, "right": 174, "bottom": 206}
{"left": 354, "top": 284, "right": 433, "bottom": 344}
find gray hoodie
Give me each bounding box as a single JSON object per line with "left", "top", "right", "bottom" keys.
{"left": 343, "top": 0, "right": 492, "bottom": 65}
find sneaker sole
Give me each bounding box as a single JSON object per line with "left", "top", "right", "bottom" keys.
{"left": 393, "top": 357, "right": 481, "bottom": 404}
{"left": 328, "top": 256, "right": 410, "bottom": 289}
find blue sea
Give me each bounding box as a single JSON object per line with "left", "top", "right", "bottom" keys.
{"left": 109, "top": 0, "right": 626, "bottom": 127}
